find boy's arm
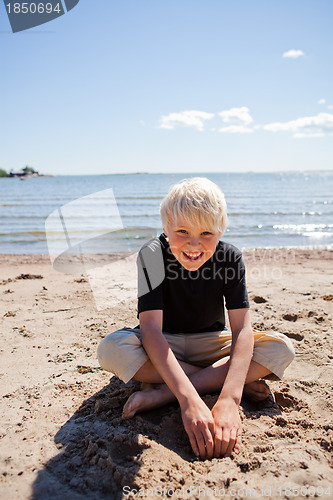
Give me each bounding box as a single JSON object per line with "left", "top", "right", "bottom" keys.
{"left": 211, "top": 308, "right": 254, "bottom": 458}
{"left": 139, "top": 310, "right": 215, "bottom": 459}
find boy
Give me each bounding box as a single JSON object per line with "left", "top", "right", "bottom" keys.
{"left": 97, "top": 177, "right": 295, "bottom": 460}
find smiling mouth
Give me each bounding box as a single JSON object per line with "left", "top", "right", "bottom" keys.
{"left": 183, "top": 251, "right": 204, "bottom": 262}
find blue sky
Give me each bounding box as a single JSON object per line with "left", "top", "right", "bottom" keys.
{"left": 1, "top": 0, "right": 332, "bottom": 175}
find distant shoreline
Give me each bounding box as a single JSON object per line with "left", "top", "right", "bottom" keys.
{"left": 1, "top": 170, "right": 333, "bottom": 178}
{"left": 3, "top": 173, "right": 54, "bottom": 179}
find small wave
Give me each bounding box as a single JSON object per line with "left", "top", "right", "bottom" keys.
{"left": 302, "top": 211, "right": 323, "bottom": 216}
{"left": 0, "top": 215, "right": 47, "bottom": 220}
{"left": 115, "top": 196, "right": 164, "bottom": 200}
{"left": 119, "top": 214, "right": 158, "bottom": 219}
{"left": 311, "top": 199, "right": 333, "bottom": 206}
{"left": 229, "top": 211, "right": 327, "bottom": 216}
{"left": 302, "top": 232, "right": 333, "bottom": 238}
{"left": 273, "top": 223, "right": 333, "bottom": 231}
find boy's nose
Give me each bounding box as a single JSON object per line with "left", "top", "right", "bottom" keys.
{"left": 188, "top": 236, "right": 200, "bottom": 247}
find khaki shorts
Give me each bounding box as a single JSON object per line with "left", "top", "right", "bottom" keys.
{"left": 97, "top": 327, "right": 295, "bottom": 384}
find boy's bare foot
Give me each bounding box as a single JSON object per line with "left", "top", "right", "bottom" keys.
{"left": 122, "top": 380, "right": 271, "bottom": 418}
{"left": 122, "top": 384, "right": 172, "bottom": 419}
{"left": 243, "top": 380, "right": 270, "bottom": 402}
{"left": 122, "top": 391, "right": 151, "bottom": 419}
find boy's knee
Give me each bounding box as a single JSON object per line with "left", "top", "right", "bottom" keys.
{"left": 277, "top": 333, "right": 296, "bottom": 368}
{"left": 97, "top": 332, "right": 123, "bottom": 373}
{"left": 254, "top": 331, "right": 296, "bottom": 381}
{"left": 96, "top": 328, "right": 145, "bottom": 382}
{"left": 97, "top": 335, "right": 112, "bottom": 371}
{"left": 283, "top": 335, "right": 296, "bottom": 363}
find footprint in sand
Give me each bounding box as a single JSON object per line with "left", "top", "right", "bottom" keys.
{"left": 282, "top": 313, "right": 298, "bottom": 322}
{"left": 253, "top": 296, "right": 268, "bottom": 304}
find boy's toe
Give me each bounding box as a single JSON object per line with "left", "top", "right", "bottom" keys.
{"left": 122, "top": 393, "right": 138, "bottom": 419}
{"left": 243, "top": 380, "right": 270, "bottom": 402}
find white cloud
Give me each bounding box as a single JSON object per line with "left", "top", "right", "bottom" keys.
{"left": 158, "top": 110, "right": 214, "bottom": 131}
{"left": 318, "top": 98, "right": 326, "bottom": 105}
{"left": 262, "top": 112, "right": 333, "bottom": 137}
{"left": 158, "top": 107, "right": 333, "bottom": 138}
{"left": 219, "top": 106, "right": 253, "bottom": 126}
{"left": 282, "top": 49, "right": 304, "bottom": 59}
{"left": 219, "top": 125, "right": 254, "bottom": 134}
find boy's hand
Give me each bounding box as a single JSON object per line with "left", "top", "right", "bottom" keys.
{"left": 180, "top": 397, "right": 215, "bottom": 460}
{"left": 211, "top": 397, "right": 242, "bottom": 458}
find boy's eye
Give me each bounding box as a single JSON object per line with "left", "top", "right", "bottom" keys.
{"left": 178, "top": 229, "right": 188, "bottom": 234}
{"left": 202, "top": 231, "right": 213, "bottom": 236}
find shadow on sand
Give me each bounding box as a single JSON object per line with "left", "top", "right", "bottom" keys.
{"left": 32, "top": 378, "right": 281, "bottom": 499}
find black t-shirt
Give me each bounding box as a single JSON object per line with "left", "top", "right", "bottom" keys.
{"left": 137, "top": 233, "right": 249, "bottom": 334}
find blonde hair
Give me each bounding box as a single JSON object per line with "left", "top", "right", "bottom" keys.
{"left": 160, "top": 177, "right": 228, "bottom": 234}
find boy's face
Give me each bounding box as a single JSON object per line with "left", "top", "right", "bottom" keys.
{"left": 164, "top": 216, "right": 221, "bottom": 271}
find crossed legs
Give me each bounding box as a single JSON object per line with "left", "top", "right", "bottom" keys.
{"left": 122, "top": 356, "right": 271, "bottom": 419}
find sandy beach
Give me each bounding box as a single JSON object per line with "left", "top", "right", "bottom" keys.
{"left": 0, "top": 248, "right": 332, "bottom": 499}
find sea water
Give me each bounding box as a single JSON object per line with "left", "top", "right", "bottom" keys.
{"left": 0, "top": 171, "right": 332, "bottom": 254}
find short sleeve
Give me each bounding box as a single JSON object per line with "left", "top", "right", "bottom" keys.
{"left": 223, "top": 250, "right": 250, "bottom": 310}
{"left": 137, "top": 238, "right": 165, "bottom": 315}
{"left": 137, "top": 282, "right": 163, "bottom": 315}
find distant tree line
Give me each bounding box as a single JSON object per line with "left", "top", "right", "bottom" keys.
{"left": 22, "top": 166, "right": 37, "bottom": 174}
{"left": 0, "top": 166, "right": 39, "bottom": 177}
